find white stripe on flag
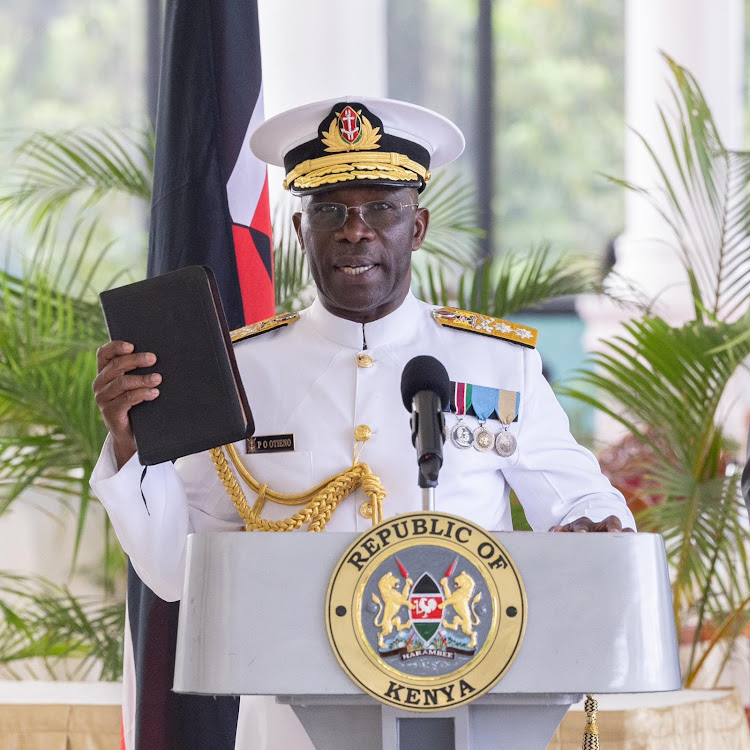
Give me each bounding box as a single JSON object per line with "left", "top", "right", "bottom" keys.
{"left": 227, "top": 84, "right": 269, "bottom": 226}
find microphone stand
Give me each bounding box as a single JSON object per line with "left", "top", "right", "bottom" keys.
{"left": 422, "top": 487, "right": 435, "bottom": 512}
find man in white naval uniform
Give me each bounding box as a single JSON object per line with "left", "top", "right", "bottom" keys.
{"left": 91, "top": 97, "right": 635, "bottom": 749}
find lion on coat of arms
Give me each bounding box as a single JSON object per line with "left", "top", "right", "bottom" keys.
{"left": 439, "top": 571, "right": 482, "bottom": 648}
{"left": 372, "top": 572, "right": 414, "bottom": 649}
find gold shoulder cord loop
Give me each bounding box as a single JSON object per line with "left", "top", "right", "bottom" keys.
{"left": 582, "top": 695, "right": 600, "bottom": 750}
{"left": 210, "top": 444, "right": 386, "bottom": 532}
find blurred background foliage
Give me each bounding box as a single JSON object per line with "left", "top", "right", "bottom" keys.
{"left": 0, "top": 0, "right": 144, "bottom": 130}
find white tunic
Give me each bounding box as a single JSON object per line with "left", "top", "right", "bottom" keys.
{"left": 90, "top": 292, "right": 634, "bottom": 748}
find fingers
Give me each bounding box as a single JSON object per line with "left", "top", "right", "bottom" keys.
{"left": 96, "top": 340, "right": 133, "bottom": 371}
{"left": 550, "top": 517, "right": 592, "bottom": 533}
{"left": 105, "top": 382, "right": 161, "bottom": 418}
{"left": 593, "top": 515, "right": 623, "bottom": 533}
{"left": 93, "top": 342, "right": 161, "bottom": 465}
{"left": 94, "top": 348, "right": 160, "bottom": 417}
{"left": 96, "top": 349, "right": 157, "bottom": 386}
{"left": 96, "top": 377, "right": 160, "bottom": 427}
{"left": 96, "top": 371, "right": 162, "bottom": 404}
{"left": 550, "top": 515, "right": 635, "bottom": 534}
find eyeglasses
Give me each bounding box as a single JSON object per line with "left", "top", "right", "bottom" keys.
{"left": 302, "top": 200, "right": 419, "bottom": 232}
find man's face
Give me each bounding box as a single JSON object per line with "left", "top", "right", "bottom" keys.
{"left": 292, "top": 184, "right": 429, "bottom": 324}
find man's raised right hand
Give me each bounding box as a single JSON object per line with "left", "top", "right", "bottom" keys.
{"left": 93, "top": 340, "right": 161, "bottom": 469}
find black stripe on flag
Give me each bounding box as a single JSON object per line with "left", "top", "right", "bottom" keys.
{"left": 132, "top": 0, "right": 270, "bottom": 747}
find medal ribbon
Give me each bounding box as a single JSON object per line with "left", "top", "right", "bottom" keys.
{"left": 497, "top": 390, "right": 520, "bottom": 426}
{"left": 446, "top": 381, "right": 473, "bottom": 414}
{"left": 456, "top": 381, "right": 471, "bottom": 417}
{"left": 470, "top": 385, "right": 497, "bottom": 423}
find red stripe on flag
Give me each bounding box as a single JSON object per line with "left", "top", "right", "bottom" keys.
{"left": 250, "top": 174, "right": 272, "bottom": 238}
{"left": 121, "top": 717, "right": 126, "bottom": 750}
{"left": 233, "top": 224, "right": 275, "bottom": 324}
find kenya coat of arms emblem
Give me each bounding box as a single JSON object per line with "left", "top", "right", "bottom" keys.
{"left": 327, "top": 512, "right": 526, "bottom": 712}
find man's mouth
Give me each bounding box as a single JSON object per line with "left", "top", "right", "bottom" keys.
{"left": 339, "top": 264, "right": 375, "bottom": 276}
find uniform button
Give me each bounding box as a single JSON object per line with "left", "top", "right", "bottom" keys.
{"left": 359, "top": 501, "right": 374, "bottom": 519}
{"left": 354, "top": 425, "right": 372, "bottom": 442}
{"left": 357, "top": 352, "right": 374, "bottom": 368}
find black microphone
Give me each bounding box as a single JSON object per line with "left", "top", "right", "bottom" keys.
{"left": 400, "top": 356, "right": 451, "bottom": 488}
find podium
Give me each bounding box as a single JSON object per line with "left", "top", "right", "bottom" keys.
{"left": 174, "top": 530, "right": 680, "bottom": 750}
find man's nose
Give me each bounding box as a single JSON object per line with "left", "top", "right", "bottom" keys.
{"left": 335, "top": 206, "right": 376, "bottom": 242}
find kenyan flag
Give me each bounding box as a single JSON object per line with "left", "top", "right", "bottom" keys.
{"left": 410, "top": 574, "right": 444, "bottom": 645}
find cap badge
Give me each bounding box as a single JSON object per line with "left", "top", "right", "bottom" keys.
{"left": 322, "top": 106, "right": 382, "bottom": 153}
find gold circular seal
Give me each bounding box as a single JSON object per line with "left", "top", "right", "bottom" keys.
{"left": 326, "top": 511, "right": 526, "bottom": 712}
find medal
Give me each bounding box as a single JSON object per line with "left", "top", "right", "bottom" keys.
{"left": 495, "top": 390, "right": 520, "bottom": 457}
{"left": 495, "top": 430, "right": 517, "bottom": 457}
{"left": 450, "top": 382, "right": 474, "bottom": 449}
{"left": 470, "top": 385, "right": 497, "bottom": 453}
{"left": 473, "top": 425, "right": 495, "bottom": 452}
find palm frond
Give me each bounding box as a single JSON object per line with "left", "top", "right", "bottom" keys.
{"left": 0, "top": 573, "right": 124, "bottom": 681}
{"left": 272, "top": 198, "right": 314, "bottom": 312}
{"left": 561, "top": 316, "right": 750, "bottom": 468}
{"left": 0, "top": 249, "right": 108, "bottom": 569}
{"left": 0, "top": 127, "right": 153, "bottom": 234}
{"left": 561, "top": 312, "right": 750, "bottom": 683}
{"left": 414, "top": 244, "right": 604, "bottom": 318}
{"left": 416, "top": 171, "right": 482, "bottom": 270}
{"left": 602, "top": 53, "right": 750, "bottom": 321}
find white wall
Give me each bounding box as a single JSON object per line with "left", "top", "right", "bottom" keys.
{"left": 257, "top": 0, "right": 389, "bottom": 200}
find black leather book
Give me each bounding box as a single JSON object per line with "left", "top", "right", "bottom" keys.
{"left": 99, "top": 266, "right": 255, "bottom": 465}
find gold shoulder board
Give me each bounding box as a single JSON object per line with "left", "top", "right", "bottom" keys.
{"left": 432, "top": 307, "right": 537, "bottom": 349}
{"left": 231, "top": 312, "right": 300, "bottom": 343}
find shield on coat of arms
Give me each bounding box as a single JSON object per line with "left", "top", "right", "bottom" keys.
{"left": 410, "top": 573, "right": 444, "bottom": 645}
{"left": 338, "top": 106, "right": 361, "bottom": 144}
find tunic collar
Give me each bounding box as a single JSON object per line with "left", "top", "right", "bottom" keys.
{"left": 307, "top": 292, "right": 422, "bottom": 349}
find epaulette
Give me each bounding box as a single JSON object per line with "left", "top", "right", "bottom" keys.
{"left": 231, "top": 312, "right": 299, "bottom": 343}
{"left": 432, "top": 307, "right": 537, "bottom": 348}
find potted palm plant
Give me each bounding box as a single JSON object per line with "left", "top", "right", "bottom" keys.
{"left": 562, "top": 54, "right": 750, "bottom": 687}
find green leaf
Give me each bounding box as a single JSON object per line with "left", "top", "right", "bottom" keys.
{"left": 615, "top": 52, "right": 750, "bottom": 321}
{"left": 0, "top": 573, "right": 124, "bottom": 681}
{"left": 0, "top": 126, "right": 153, "bottom": 234}
{"left": 414, "top": 243, "right": 604, "bottom": 317}
{"left": 0, "top": 245, "right": 109, "bottom": 572}
{"left": 561, "top": 311, "right": 750, "bottom": 684}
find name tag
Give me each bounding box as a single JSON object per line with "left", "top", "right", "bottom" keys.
{"left": 246, "top": 434, "right": 295, "bottom": 454}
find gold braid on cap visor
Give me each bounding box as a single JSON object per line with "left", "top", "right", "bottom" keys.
{"left": 283, "top": 151, "right": 431, "bottom": 191}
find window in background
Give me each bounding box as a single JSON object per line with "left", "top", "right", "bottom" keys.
{"left": 0, "top": 0, "right": 145, "bottom": 130}
{"left": 388, "top": 0, "right": 625, "bottom": 259}
{"left": 0, "top": 0, "right": 147, "bottom": 283}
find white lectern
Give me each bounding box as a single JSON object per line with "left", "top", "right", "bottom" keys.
{"left": 174, "top": 531, "right": 680, "bottom": 750}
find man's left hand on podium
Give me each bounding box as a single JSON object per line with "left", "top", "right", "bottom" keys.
{"left": 550, "top": 515, "right": 635, "bottom": 533}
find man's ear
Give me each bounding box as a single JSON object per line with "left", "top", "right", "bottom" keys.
{"left": 412, "top": 207, "right": 430, "bottom": 252}
{"left": 292, "top": 212, "right": 305, "bottom": 251}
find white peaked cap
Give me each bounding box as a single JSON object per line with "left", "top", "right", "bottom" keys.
{"left": 249, "top": 96, "right": 465, "bottom": 194}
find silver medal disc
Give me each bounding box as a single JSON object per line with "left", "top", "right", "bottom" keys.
{"left": 451, "top": 421, "right": 474, "bottom": 449}
{"left": 495, "top": 429, "right": 517, "bottom": 457}
{"left": 473, "top": 424, "right": 495, "bottom": 452}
